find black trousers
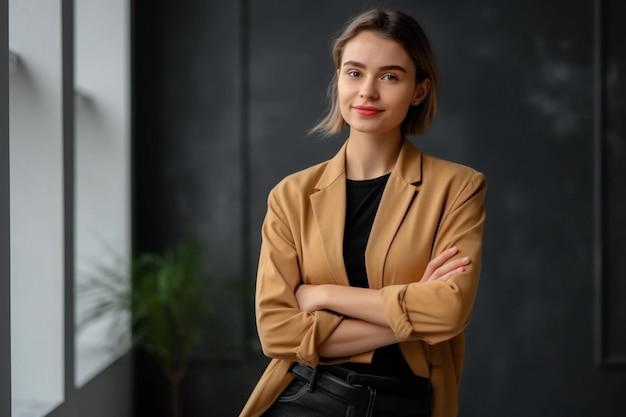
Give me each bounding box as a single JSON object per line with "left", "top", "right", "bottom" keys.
{"left": 262, "top": 364, "right": 433, "bottom": 417}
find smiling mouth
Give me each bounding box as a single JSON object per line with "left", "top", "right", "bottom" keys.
{"left": 352, "top": 106, "right": 383, "bottom": 116}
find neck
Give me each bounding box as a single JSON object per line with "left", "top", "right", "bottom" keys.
{"left": 345, "top": 129, "right": 403, "bottom": 180}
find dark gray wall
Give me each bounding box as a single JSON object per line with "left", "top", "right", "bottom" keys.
{"left": 133, "top": 0, "right": 259, "bottom": 414}
{"left": 62, "top": 0, "right": 76, "bottom": 403}
{"left": 602, "top": 0, "right": 626, "bottom": 365}
{"left": 134, "top": 0, "right": 626, "bottom": 415}
{"left": 134, "top": 0, "right": 246, "bottom": 356}
{"left": 1, "top": 0, "right": 11, "bottom": 416}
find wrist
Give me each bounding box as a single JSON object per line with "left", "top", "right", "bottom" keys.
{"left": 317, "top": 284, "right": 330, "bottom": 311}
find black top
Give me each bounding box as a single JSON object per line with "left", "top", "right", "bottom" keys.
{"left": 339, "top": 173, "right": 418, "bottom": 378}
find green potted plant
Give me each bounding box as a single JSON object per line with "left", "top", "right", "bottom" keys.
{"left": 77, "top": 239, "right": 208, "bottom": 417}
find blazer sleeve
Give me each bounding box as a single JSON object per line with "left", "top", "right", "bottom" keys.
{"left": 255, "top": 188, "right": 344, "bottom": 367}
{"left": 380, "top": 171, "right": 487, "bottom": 345}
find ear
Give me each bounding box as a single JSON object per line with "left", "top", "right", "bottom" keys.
{"left": 412, "top": 79, "right": 431, "bottom": 106}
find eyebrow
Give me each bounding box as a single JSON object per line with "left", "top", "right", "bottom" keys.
{"left": 342, "top": 60, "right": 407, "bottom": 73}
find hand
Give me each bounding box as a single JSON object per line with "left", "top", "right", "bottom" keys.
{"left": 421, "top": 247, "right": 470, "bottom": 283}
{"left": 295, "top": 284, "right": 325, "bottom": 312}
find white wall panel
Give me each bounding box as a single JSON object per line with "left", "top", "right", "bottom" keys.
{"left": 73, "top": 0, "right": 131, "bottom": 388}
{"left": 9, "top": 0, "right": 64, "bottom": 415}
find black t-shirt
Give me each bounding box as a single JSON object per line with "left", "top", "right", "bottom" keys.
{"left": 340, "top": 173, "right": 418, "bottom": 378}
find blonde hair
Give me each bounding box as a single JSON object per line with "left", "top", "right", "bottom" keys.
{"left": 310, "top": 9, "right": 439, "bottom": 137}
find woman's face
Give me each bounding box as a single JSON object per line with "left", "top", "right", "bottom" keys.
{"left": 337, "top": 31, "right": 428, "bottom": 137}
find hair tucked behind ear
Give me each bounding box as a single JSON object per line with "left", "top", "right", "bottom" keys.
{"left": 309, "top": 9, "right": 439, "bottom": 137}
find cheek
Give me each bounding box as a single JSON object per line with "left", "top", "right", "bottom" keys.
{"left": 337, "top": 84, "right": 351, "bottom": 112}
{"left": 393, "top": 93, "right": 415, "bottom": 113}
{"left": 338, "top": 101, "right": 350, "bottom": 122}
{"left": 337, "top": 81, "right": 349, "bottom": 102}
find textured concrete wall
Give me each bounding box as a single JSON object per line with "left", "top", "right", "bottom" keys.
{"left": 603, "top": 0, "right": 626, "bottom": 365}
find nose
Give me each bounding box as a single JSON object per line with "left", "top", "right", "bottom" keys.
{"left": 359, "top": 77, "right": 378, "bottom": 100}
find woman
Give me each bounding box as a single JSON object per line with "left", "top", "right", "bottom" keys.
{"left": 240, "top": 9, "right": 486, "bottom": 417}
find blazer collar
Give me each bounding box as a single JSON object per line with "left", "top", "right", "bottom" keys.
{"left": 391, "top": 138, "right": 423, "bottom": 185}
{"left": 314, "top": 138, "right": 423, "bottom": 190}
{"left": 311, "top": 139, "right": 423, "bottom": 287}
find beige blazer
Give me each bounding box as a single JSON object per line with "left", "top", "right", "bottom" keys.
{"left": 240, "top": 139, "right": 487, "bottom": 417}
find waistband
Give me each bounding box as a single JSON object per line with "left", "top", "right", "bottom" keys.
{"left": 290, "top": 364, "right": 432, "bottom": 416}
{"left": 317, "top": 365, "right": 432, "bottom": 395}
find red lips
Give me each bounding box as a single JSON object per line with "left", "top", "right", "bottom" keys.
{"left": 352, "top": 105, "right": 383, "bottom": 116}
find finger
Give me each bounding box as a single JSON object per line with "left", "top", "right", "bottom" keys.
{"left": 425, "top": 247, "right": 458, "bottom": 275}
{"left": 431, "top": 256, "right": 470, "bottom": 279}
{"left": 422, "top": 247, "right": 458, "bottom": 282}
{"left": 435, "top": 266, "right": 466, "bottom": 282}
{"left": 428, "top": 257, "right": 470, "bottom": 281}
{"left": 432, "top": 247, "right": 459, "bottom": 265}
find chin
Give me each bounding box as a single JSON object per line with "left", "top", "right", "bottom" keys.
{"left": 349, "top": 123, "right": 388, "bottom": 134}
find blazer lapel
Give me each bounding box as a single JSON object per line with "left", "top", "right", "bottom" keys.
{"left": 310, "top": 142, "right": 350, "bottom": 286}
{"left": 309, "top": 140, "right": 423, "bottom": 288}
{"left": 365, "top": 140, "right": 423, "bottom": 289}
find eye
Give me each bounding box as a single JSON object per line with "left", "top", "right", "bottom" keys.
{"left": 381, "top": 73, "right": 398, "bottom": 81}
{"left": 347, "top": 70, "right": 361, "bottom": 78}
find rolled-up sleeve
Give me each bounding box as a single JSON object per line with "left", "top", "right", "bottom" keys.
{"left": 380, "top": 172, "right": 487, "bottom": 345}
{"left": 255, "top": 189, "right": 344, "bottom": 367}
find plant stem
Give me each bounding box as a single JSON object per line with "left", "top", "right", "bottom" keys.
{"left": 170, "top": 368, "right": 185, "bottom": 417}
{"left": 171, "top": 375, "right": 180, "bottom": 417}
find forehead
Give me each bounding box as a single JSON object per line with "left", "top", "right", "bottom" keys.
{"left": 341, "top": 31, "right": 413, "bottom": 69}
